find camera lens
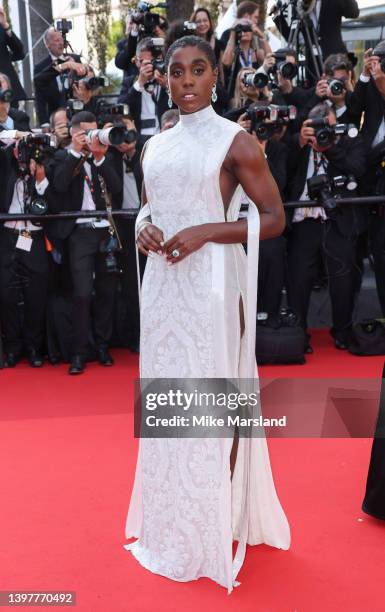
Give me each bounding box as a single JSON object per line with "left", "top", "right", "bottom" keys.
{"left": 279, "top": 62, "right": 298, "bottom": 80}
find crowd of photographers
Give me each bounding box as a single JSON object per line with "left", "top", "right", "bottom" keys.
{"left": 0, "top": 0, "right": 384, "bottom": 373}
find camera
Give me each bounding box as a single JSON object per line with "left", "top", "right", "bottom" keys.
{"left": 328, "top": 78, "right": 345, "bottom": 96}
{"left": 270, "top": 53, "right": 298, "bottom": 80}
{"left": 99, "top": 233, "right": 122, "bottom": 274}
{"left": 307, "top": 174, "right": 338, "bottom": 214}
{"left": 234, "top": 23, "right": 253, "bottom": 35}
{"left": 66, "top": 98, "right": 85, "bottom": 120}
{"left": 144, "top": 38, "right": 166, "bottom": 89}
{"left": 84, "top": 126, "right": 127, "bottom": 146}
{"left": 17, "top": 134, "right": 57, "bottom": 173}
{"left": 245, "top": 103, "right": 297, "bottom": 140}
{"left": 131, "top": 1, "right": 168, "bottom": 37}
{"left": 242, "top": 71, "right": 269, "bottom": 89}
{"left": 81, "top": 76, "right": 106, "bottom": 91}
{"left": 95, "top": 100, "right": 130, "bottom": 126}
{"left": 308, "top": 117, "right": 358, "bottom": 147}
{"left": 55, "top": 18, "right": 72, "bottom": 35}
{"left": 0, "top": 88, "right": 13, "bottom": 103}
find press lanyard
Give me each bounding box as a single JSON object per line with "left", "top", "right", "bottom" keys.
{"left": 239, "top": 48, "right": 253, "bottom": 68}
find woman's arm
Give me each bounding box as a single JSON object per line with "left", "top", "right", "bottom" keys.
{"left": 136, "top": 142, "right": 164, "bottom": 256}
{"left": 163, "top": 132, "right": 285, "bottom": 263}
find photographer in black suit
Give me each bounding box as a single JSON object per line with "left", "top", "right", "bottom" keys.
{"left": 110, "top": 114, "right": 142, "bottom": 353}
{"left": 347, "top": 42, "right": 385, "bottom": 317}
{"left": 286, "top": 101, "right": 366, "bottom": 351}
{"left": 51, "top": 111, "right": 121, "bottom": 375}
{"left": 0, "top": 8, "right": 26, "bottom": 104}
{"left": 34, "top": 28, "right": 86, "bottom": 126}
{"left": 119, "top": 37, "right": 169, "bottom": 144}
{"left": 0, "top": 112, "right": 51, "bottom": 367}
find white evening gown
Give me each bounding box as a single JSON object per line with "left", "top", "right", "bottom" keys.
{"left": 124, "top": 105, "right": 290, "bottom": 593}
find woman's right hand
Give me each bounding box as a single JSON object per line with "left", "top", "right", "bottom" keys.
{"left": 137, "top": 224, "right": 165, "bottom": 257}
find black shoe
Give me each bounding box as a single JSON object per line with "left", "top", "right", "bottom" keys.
{"left": 334, "top": 338, "right": 347, "bottom": 350}
{"left": 48, "top": 354, "right": 61, "bottom": 365}
{"left": 128, "top": 341, "right": 140, "bottom": 354}
{"left": 27, "top": 349, "right": 44, "bottom": 367}
{"left": 5, "top": 352, "right": 21, "bottom": 368}
{"left": 69, "top": 355, "right": 85, "bottom": 375}
{"left": 97, "top": 347, "right": 114, "bottom": 366}
{"left": 305, "top": 344, "right": 314, "bottom": 354}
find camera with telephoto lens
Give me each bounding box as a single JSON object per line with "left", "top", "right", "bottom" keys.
{"left": 328, "top": 78, "right": 345, "bottom": 96}
{"left": 270, "top": 53, "right": 298, "bottom": 80}
{"left": 246, "top": 103, "right": 297, "bottom": 140}
{"left": 242, "top": 71, "right": 269, "bottom": 89}
{"left": 0, "top": 88, "right": 13, "bottom": 103}
{"left": 84, "top": 126, "right": 127, "bottom": 146}
{"left": 99, "top": 233, "right": 122, "bottom": 274}
{"left": 307, "top": 174, "right": 338, "bottom": 215}
{"left": 308, "top": 117, "right": 358, "bottom": 147}
{"left": 131, "top": 1, "right": 168, "bottom": 37}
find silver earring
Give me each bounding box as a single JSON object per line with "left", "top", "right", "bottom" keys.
{"left": 168, "top": 91, "right": 173, "bottom": 108}
{"left": 211, "top": 85, "right": 217, "bottom": 103}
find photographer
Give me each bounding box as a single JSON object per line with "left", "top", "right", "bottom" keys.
{"left": 286, "top": 102, "right": 366, "bottom": 351}
{"left": 115, "top": 6, "right": 167, "bottom": 78}
{"left": 299, "top": 54, "right": 360, "bottom": 127}
{"left": 50, "top": 107, "right": 70, "bottom": 149}
{"left": 0, "top": 7, "right": 26, "bottom": 104}
{"left": 120, "top": 37, "right": 169, "bottom": 144}
{"left": 0, "top": 73, "right": 30, "bottom": 132}
{"left": 51, "top": 111, "right": 121, "bottom": 375}
{"left": 347, "top": 42, "right": 385, "bottom": 317}
{"left": 109, "top": 114, "right": 142, "bottom": 353}
{"left": 34, "top": 27, "right": 86, "bottom": 126}
{"left": 0, "top": 131, "right": 51, "bottom": 368}
{"left": 237, "top": 99, "right": 290, "bottom": 319}
{"left": 70, "top": 66, "right": 103, "bottom": 116}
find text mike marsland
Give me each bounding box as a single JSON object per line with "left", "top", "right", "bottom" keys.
{"left": 145, "top": 415, "right": 287, "bottom": 428}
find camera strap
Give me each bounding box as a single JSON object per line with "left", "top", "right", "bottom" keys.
{"left": 98, "top": 175, "right": 123, "bottom": 250}
{"left": 239, "top": 48, "right": 253, "bottom": 69}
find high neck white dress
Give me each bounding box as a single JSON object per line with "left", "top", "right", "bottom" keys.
{"left": 124, "top": 105, "right": 290, "bottom": 593}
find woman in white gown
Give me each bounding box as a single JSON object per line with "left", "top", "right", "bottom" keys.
{"left": 124, "top": 36, "right": 290, "bottom": 593}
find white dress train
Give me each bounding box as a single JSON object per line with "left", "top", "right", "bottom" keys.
{"left": 124, "top": 105, "right": 290, "bottom": 593}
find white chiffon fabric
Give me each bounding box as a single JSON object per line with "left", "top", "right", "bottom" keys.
{"left": 124, "top": 105, "right": 290, "bottom": 593}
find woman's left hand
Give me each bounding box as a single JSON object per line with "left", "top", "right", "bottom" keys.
{"left": 163, "top": 225, "right": 209, "bottom": 264}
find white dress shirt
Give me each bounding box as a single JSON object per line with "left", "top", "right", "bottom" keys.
{"left": 133, "top": 80, "right": 160, "bottom": 136}
{"left": 4, "top": 178, "right": 49, "bottom": 231}
{"left": 70, "top": 150, "right": 110, "bottom": 227}
{"left": 292, "top": 148, "right": 327, "bottom": 223}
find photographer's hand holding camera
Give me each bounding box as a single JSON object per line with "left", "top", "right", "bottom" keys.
{"left": 287, "top": 102, "right": 366, "bottom": 351}
{"left": 52, "top": 111, "right": 122, "bottom": 374}
{"left": 0, "top": 110, "right": 53, "bottom": 368}
{"left": 123, "top": 38, "right": 169, "bottom": 144}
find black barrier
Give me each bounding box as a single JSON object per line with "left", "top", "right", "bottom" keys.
{"left": 0, "top": 195, "right": 383, "bottom": 223}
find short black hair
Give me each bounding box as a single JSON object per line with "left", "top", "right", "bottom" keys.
{"left": 323, "top": 53, "right": 352, "bottom": 76}
{"left": 237, "top": 1, "right": 259, "bottom": 18}
{"left": 70, "top": 111, "right": 96, "bottom": 127}
{"left": 165, "top": 35, "right": 217, "bottom": 71}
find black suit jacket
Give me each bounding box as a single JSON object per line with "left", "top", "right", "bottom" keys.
{"left": 49, "top": 149, "right": 121, "bottom": 240}
{"left": 0, "top": 25, "right": 26, "bottom": 101}
{"left": 109, "top": 147, "right": 142, "bottom": 210}
{"left": 274, "top": 0, "right": 359, "bottom": 60}
{"left": 119, "top": 79, "right": 169, "bottom": 135}
{"left": 115, "top": 37, "right": 139, "bottom": 78}
{"left": 34, "top": 54, "right": 82, "bottom": 125}
{"left": 287, "top": 133, "right": 367, "bottom": 236}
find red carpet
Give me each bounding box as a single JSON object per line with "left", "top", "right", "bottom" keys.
{"left": 1, "top": 330, "right": 384, "bottom": 612}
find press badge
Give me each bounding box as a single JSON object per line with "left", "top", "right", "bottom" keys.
{"left": 16, "top": 232, "right": 33, "bottom": 252}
